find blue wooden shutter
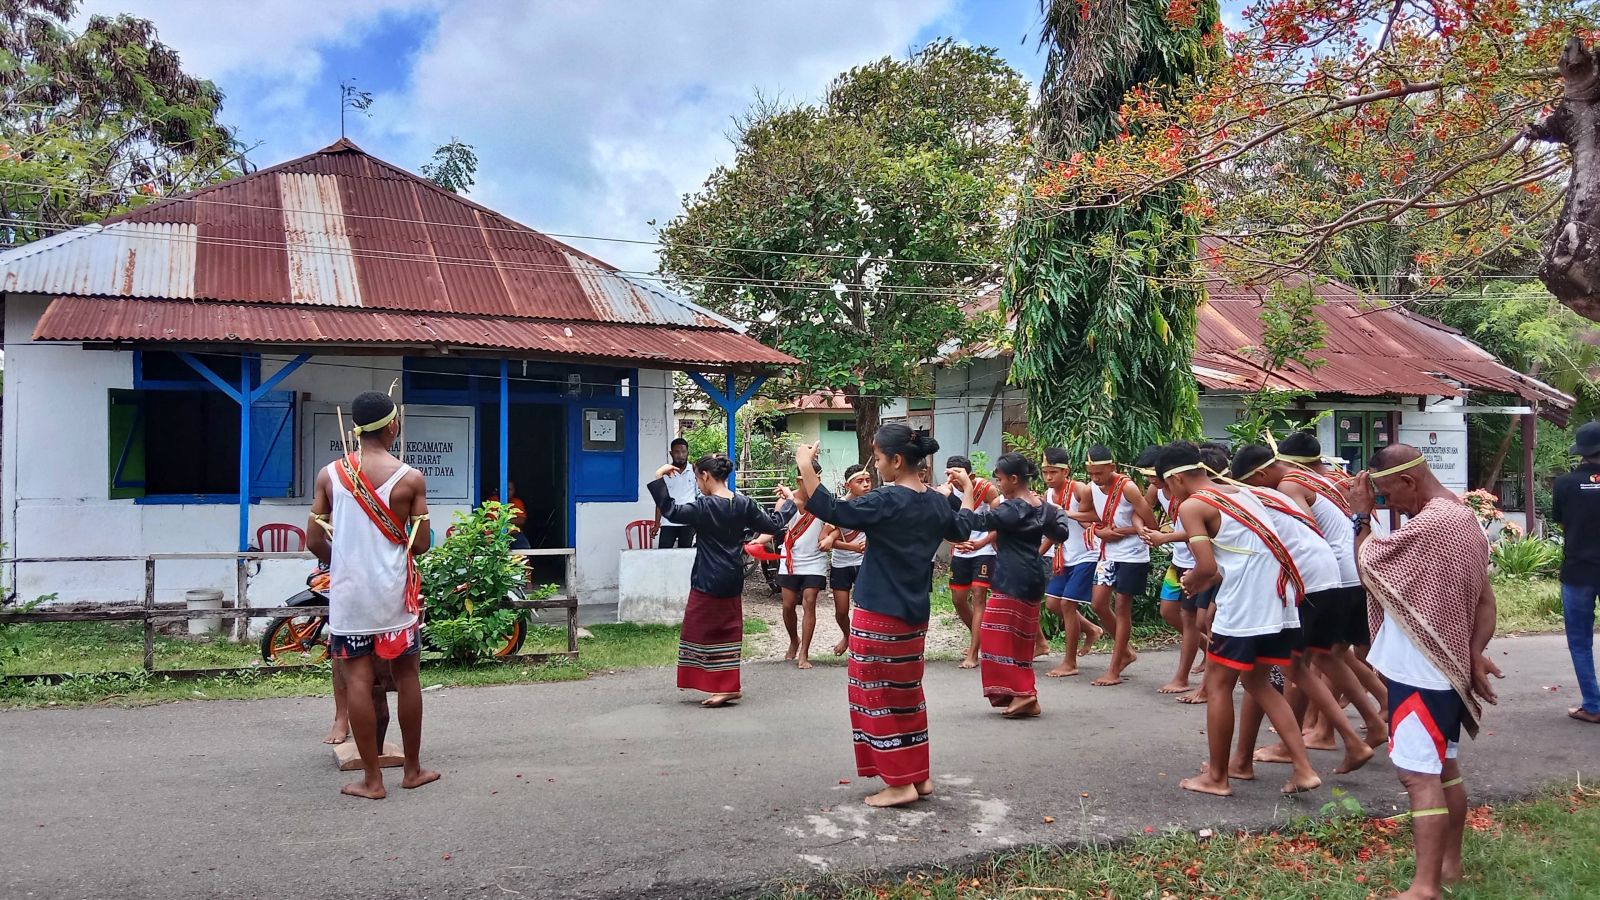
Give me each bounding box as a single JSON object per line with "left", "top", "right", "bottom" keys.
{"left": 250, "top": 391, "right": 295, "bottom": 498}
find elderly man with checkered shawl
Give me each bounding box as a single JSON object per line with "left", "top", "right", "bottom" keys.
{"left": 1347, "top": 444, "right": 1501, "bottom": 900}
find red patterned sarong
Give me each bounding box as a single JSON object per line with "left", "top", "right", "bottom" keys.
{"left": 847, "top": 608, "right": 929, "bottom": 786}
{"left": 678, "top": 589, "right": 743, "bottom": 694}
{"left": 979, "top": 591, "right": 1039, "bottom": 704}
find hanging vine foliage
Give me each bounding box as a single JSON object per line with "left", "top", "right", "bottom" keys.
{"left": 1006, "top": 0, "right": 1221, "bottom": 461}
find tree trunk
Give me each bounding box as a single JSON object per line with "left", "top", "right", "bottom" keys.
{"left": 1479, "top": 417, "right": 1518, "bottom": 490}
{"left": 1537, "top": 38, "right": 1600, "bottom": 320}
{"left": 852, "top": 394, "right": 881, "bottom": 472}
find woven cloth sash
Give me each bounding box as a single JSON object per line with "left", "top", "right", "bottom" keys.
{"left": 1191, "top": 487, "right": 1306, "bottom": 606}
{"left": 1248, "top": 488, "right": 1324, "bottom": 537}
{"left": 1094, "top": 474, "right": 1130, "bottom": 559}
{"left": 1050, "top": 482, "right": 1077, "bottom": 574}
{"left": 784, "top": 510, "right": 818, "bottom": 570}
{"left": 334, "top": 453, "right": 421, "bottom": 616}
{"left": 1282, "top": 469, "right": 1353, "bottom": 516}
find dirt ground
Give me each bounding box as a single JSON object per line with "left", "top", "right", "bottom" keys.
{"left": 741, "top": 565, "right": 980, "bottom": 662}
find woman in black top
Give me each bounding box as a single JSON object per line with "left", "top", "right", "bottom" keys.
{"left": 649, "top": 454, "right": 781, "bottom": 708}
{"left": 949, "top": 453, "right": 1069, "bottom": 719}
{"left": 794, "top": 424, "right": 968, "bottom": 808}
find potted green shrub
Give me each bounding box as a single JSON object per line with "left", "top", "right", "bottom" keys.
{"left": 418, "top": 502, "right": 534, "bottom": 661}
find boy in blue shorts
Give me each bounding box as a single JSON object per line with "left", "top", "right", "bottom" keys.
{"left": 1040, "top": 448, "right": 1104, "bottom": 677}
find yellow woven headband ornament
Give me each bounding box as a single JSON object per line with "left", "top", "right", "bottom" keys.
{"left": 352, "top": 407, "right": 397, "bottom": 435}
{"left": 1368, "top": 455, "right": 1425, "bottom": 479}
{"left": 1238, "top": 457, "right": 1277, "bottom": 481}
{"left": 1162, "top": 463, "right": 1205, "bottom": 477}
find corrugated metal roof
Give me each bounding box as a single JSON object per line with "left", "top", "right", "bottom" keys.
{"left": 32, "top": 296, "right": 795, "bottom": 371}
{"left": 0, "top": 138, "right": 733, "bottom": 332}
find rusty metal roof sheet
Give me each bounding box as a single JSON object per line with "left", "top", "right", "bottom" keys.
{"left": 0, "top": 138, "right": 736, "bottom": 332}
{"left": 32, "top": 296, "right": 797, "bottom": 372}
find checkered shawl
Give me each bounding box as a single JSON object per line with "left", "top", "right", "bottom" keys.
{"left": 1358, "top": 497, "right": 1489, "bottom": 736}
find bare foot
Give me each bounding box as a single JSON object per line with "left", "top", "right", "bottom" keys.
{"left": 401, "top": 769, "right": 441, "bottom": 790}
{"left": 1442, "top": 856, "right": 1463, "bottom": 885}
{"left": 784, "top": 642, "right": 798, "bottom": 661}
{"left": 1045, "top": 663, "right": 1080, "bottom": 678}
{"left": 323, "top": 723, "right": 349, "bottom": 745}
{"left": 833, "top": 639, "right": 849, "bottom": 656}
{"left": 1365, "top": 726, "right": 1389, "bottom": 748}
{"left": 797, "top": 657, "right": 814, "bottom": 670}
{"left": 864, "top": 784, "right": 921, "bottom": 808}
{"left": 1569, "top": 707, "right": 1600, "bottom": 724}
{"left": 1002, "top": 697, "right": 1041, "bottom": 718}
{"left": 701, "top": 692, "right": 743, "bottom": 708}
{"left": 1157, "top": 679, "right": 1191, "bottom": 694}
{"left": 1228, "top": 759, "right": 1256, "bottom": 781}
{"left": 1176, "top": 689, "right": 1208, "bottom": 705}
{"left": 1122, "top": 649, "right": 1140, "bottom": 671}
{"left": 1079, "top": 624, "right": 1104, "bottom": 654}
{"left": 957, "top": 653, "right": 978, "bottom": 670}
{"left": 1191, "top": 660, "right": 1206, "bottom": 676}
{"left": 1091, "top": 671, "right": 1125, "bottom": 687}
{"left": 915, "top": 778, "right": 935, "bottom": 797}
{"left": 1334, "top": 741, "right": 1375, "bottom": 775}
{"left": 1252, "top": 744, "right": 1295, "bottom": 765}
{"left": 341, "top": 778, "right": 386, "bottom": 800}
{"left": 1281, "top": 773, "right": 1322, "bottom": 795}
{"left": 1388, "top": 888, "right": 1443, "bottom": 900}
{"left": 1034, "top": 641, "right": 1050, "bottom": 659}
{"left": 1303, "top": 732, "right": 1337, "bottom": 752}
{"left": 1180, "top": 773, "right": 1233, "bottom": 797}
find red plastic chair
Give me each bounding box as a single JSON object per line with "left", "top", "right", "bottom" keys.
{"left": 256, "top": 523, "right": 306, "bottom": 552}
{"left": 626, "top": 519, "right": 659, "bottom": 550}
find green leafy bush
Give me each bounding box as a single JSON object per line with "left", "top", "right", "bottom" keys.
{"left": 418, "top": 502, "right": 529, "bottom": 661}
{"left": 1490, "top": 536, "right": 1562, "bottom": 580}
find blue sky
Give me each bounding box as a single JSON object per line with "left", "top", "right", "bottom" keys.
{"left": 80, "top": 1, "right": 1050, "bottom": 271}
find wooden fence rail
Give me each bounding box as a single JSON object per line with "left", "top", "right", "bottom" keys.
{"left": 0, "top": 549, "right": 579, "bottom": 680}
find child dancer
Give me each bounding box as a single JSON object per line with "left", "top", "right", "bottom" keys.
{"left": 1040, "top": 448, "right": 1103, "bottom": 677}
{"left": 1084, "top": 444, "right": 1157, "bottom": 686}
{"left": 775, "top": 458, "right": 829, "bottom": 669}
{"left": 945, "top": 455, "right": 1001, "bottom": 669}
{"left": 820, "top": 464, "right": 872, "bottom": 656}
{"left": 948, "top": 454, "right": 1067, "bottom": 717}
{"left": 793, "top": 427, "right": 969, "bottom": 808}
{"left": 1159, "top": 441, "right": 1322, "bottom": 797}
{"left": 650, "top": 455, "right": 782, "bottom": 707}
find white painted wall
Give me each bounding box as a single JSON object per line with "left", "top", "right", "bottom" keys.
{"left": 2, "top": 297, "right": 679, "bottom": 612}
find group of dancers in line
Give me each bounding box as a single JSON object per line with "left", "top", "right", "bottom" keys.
{"left": 646, "top": 423, "right": 1416, "bottom": 808}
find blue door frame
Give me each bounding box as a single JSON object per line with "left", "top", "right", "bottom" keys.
{"left": 686, "top": 372, "right": 768, "bottom": 490}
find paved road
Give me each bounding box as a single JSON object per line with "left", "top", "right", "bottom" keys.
{"left": 2, "top": 633, "right": 1594, "bottom": 900}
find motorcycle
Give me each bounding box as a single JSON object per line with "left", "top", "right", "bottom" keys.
{"left": 259, "top": 567, "right": 529, "bottom": 664}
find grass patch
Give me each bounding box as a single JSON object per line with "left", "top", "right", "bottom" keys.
{"left": 1494, "top": 576, "right": 1563, "bottom": 633}
{"left": 763, "top": 783, "right": 1600, "bottom": 899}
{"left": 0, "top": 616, "right": 769, "bottom": 708}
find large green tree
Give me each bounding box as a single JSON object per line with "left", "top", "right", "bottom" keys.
{"left": 659, "top": 40, "right": 1026, "bottom": 461}
{"left": 0, "top": 0, "right": 242, "bottom": 242}
{"left": 1006, "top": 0, "right": 1221, "bottom": 461}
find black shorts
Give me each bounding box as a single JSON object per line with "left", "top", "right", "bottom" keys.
{"left": 1207, "top": 630, "right": 1296, "bottom": 671}
{"left": 657, "top": 525, "right": 696, "bottom": 549}
{"left": 1095, "top": 560, "right": 1151, "bottom": 596}
{"left": 829, "top": 565, "right": 860, "bottom": 592}
{"left": 778, "top": 573, "right": 827, "bottom": 592}
{"left": 1183, "top": 582, "right": 1219, "bottom": 612}
{"left": 329, "top": 621, "right": 421, "bottom": 660}
{"left": 1300, "top": 587, "right": 1365, "bottom": 651}
{"left": 949, "top": 555, "right": 994, "bottom": 590}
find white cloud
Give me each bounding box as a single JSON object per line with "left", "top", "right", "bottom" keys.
{"left": 78, "top": 0, "right": 963, "bottom": 272}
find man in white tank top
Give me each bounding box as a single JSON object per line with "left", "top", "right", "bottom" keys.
{"left": 944, "top": 455, "right": 1001, "bottom": 669}
{"left": 307, "top": 391, "right": 439, "bottom": 800}
{"left": 1158, "top": 442, "right": 1322, "bottom": 799}
{"left": 1083, "top": 444, "right": 1157, "bottom": 687}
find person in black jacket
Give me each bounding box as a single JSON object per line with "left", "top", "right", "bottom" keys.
{"left": 649, "top": 454, "right": 781, "bottom": 708}
{"left": 793, "top": 424, "right": 969, "bottom": 808}
{"left": 1552, "top": 421, "right": 1600, "bottom": 724}
{"left": 948, "top": 453, "right": 1069, "bottom": 719}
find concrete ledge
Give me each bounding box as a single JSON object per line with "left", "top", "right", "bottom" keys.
{"left": 615, "top": 548, "right": 694, "bottom": 624}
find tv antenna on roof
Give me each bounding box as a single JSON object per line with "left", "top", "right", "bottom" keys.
{"left": 340, "top": 79, "right": 374, "bottom": 137}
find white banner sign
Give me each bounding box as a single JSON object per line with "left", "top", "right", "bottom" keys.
{"left": 1398, "top": 424, "right": 1468, "bottom": 492}
{"left": 306, "top": 404, "right": 474, "bottom": 503}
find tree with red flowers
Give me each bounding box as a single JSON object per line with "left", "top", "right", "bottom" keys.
{"left": 1031, "top": 0, "right": 1600, "bottom": 319}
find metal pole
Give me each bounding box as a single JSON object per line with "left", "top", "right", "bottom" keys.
{"left": 499, "top": 358, "right": 510, "bottom": 505}
{"left": 725, "top": 375, "right": 737, "bottom": 492}
{"left": 1522, "top": 412, "right": 1538, "bottom": 535}
{"left": 239, "top": 361, "right": 253, "bottom": 553}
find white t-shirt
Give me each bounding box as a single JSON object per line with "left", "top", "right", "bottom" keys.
{"left": 780, "top": 508, "right": 828, "bottom": 577}
{"left": 1368, "top": 616, "right": 1451, "bottom": 690}
{"left": 952, "top": 481, "right": 998, "bottom": 559}
{"left": 1158, "top": 488, "right": 1195, "bottom": 569}
{"left": 660, "top": 467, "right": 699, "bottom": 527}
{"left": 1091, "top": 480, "right": 1150, "bottom": 564}
{"left": 1210, "top": 488, "right": 1289, "bottom": 638}
{"left": 830, "top": 527, "right": 865, "bottom": 569}
{"left": 327, "top": 462, "right": 418, "bottom": 637}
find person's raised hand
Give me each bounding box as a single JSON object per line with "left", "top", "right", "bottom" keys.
{"left": 775, "top": 484, "right": 795, "bottom": 503}
{"left": 655, "top": 462, "right": 681, "bottom": 479}
{"left": 945, "top": 468, "right": 973, "bottom": 493}
{"left": 1344, "top": 472, "right": 1377, "bottom": 515}
{"left": 795, "top": 442, "right": 820, "bottom": 472}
